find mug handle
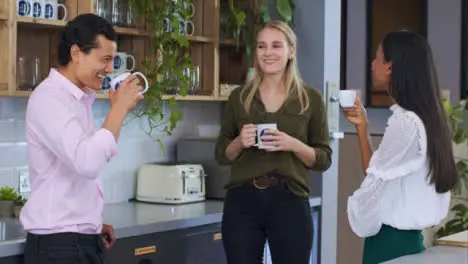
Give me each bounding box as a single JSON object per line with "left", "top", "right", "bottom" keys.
{"left": 186, "top": 20, "right": 195, "bottom": 36}
{"left": 57, "top": 4, "right": 67, "bottom": 21}
{"left": 126, "top": 55, "right": 136, "bottom": 71}
{"left": 188, "top": 3, "right": 195, "bottom": 17}
{"left": 132, "top": 72, "right": 149, "bottom": 94}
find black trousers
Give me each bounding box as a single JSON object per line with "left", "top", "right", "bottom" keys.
{"left": 24, "top": 232, "right": 105, "bottom": 264}
{"left": 222, "top": 183, "right": 313, "bottom": 264}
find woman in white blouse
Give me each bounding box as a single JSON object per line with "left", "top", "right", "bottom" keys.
{"left": 343, "top": 30, "right": 459, "bottom": 264}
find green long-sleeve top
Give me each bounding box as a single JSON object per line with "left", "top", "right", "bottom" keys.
{"left": 215, "top": 85, "right": 333, "bottom": 197}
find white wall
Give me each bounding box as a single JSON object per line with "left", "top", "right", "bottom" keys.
{"left": 0, "top": 97, "right": 221, "bottom": 203}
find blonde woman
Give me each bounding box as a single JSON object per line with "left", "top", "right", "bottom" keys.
{"left": 215, "top": 20, "right": 332, "bottom": 264}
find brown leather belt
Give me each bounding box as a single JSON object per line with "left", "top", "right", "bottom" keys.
{"left": 249, "top": 173, "right": 284, "bottom": 189}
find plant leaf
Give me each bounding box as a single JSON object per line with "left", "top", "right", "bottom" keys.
{"left": 276, "top": 0, "right": 293, "bottom": 23}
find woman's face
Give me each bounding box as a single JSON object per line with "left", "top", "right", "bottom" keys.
{"left": 371, "top": 44, "right": 392, "bottom": 89}
{"left": 256, "top": 28, "right": 294, "bottom": 76}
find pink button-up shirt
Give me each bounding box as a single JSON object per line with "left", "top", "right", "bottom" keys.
{"left": 20, "top": 69, "right": 117, "bottom": 235}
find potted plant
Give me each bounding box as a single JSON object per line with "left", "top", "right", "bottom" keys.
{"left": 0, "top": 186, "right": 20, "bottom": 218}
{"left": 434, "top": 99, "right": 468, "bottom": 238}
{"left": 127, "top": 0, "right": 194, "bottom": 152}
{"left": 13, "top": 195, "right": 27, "bottom": 218}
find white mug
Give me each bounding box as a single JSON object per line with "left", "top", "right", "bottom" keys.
{"left": 179, "top": 19, "right": 194, "bottom": 36}
{"left": 339, "top": 90, "right": 357, "bottom": 108}
{"left": 43, "top": 0, "right": 67, "bottom": 20}
{"left": 113, "top": 52, "right": 136, "bottom": 74}
{"left": 17, "top": 0, "right": 32, "bottom": 17}
{"left": 110, "top": 72, "right": 149, "bottom": 94}
{"left": 254, "top": 123, "right": 277, "bottom": 149}
{"left": 30, "top": 0, "right": 43, "bottom": 18}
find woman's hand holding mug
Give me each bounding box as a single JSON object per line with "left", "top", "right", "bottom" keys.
{"left": 342, "top": 96, "right": 367, "bottom": 127}
{"left": 239, "top": 124, "right": 257, "bottom": 148}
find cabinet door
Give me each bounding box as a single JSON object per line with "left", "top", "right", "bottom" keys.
{"left": 0, "top": 255, "right": 23, "bottom": 264}
{"left": 105, "top": 231, "right": 186, "bottom": 264}
{"left": 185, "top": 224, "right": 226, "bottom": 264}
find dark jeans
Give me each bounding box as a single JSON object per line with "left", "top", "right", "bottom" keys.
{"left": 24, "top": 232, "right": 105, "bottom": 264}
{"left": 222, "top": 183, "right": 313, "bottom": 264}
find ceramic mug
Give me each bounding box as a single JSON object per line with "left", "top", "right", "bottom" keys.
{"left": 339, "top": 90, "right": 357, "bottom": 108}
{"left": 109, "top": 72, "right": 149, "bottom": 94}
{"left": 113, "top": 52, "right": 136, "bottom": 74}
{"left": 31, "top": 0, "right": 42, "bottom": 18}
{"left": 17, "top": 0, "right": 32, "bottom": 17}
{"left": 254, "top": 123, "right": 277, "bottom": 149}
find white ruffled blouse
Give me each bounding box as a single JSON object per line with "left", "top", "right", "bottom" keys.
{"left": 347, "top": 104, "right": 451, "bottom": 238}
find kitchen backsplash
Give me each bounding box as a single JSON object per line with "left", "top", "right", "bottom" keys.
{"left": 0, "top": 97, "right": 221, "bottom": 203}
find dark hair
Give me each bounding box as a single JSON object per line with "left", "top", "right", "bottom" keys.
{"left": 382, "top": 30, "right": 458, "bottom": 193}
{"left": 58, "top": 13, "right": 116, "bottom": 66}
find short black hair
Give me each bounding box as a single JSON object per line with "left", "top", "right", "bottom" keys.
{"left": 57, "top": 13, "right": 116, "bottom": 66}
{"left": 382, "top": 30, "right": 458, "bottom": 193}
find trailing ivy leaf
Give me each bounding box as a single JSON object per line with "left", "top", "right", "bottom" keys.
{"left": 289, "top": 0, "right": 296, "bottom": 8}
{"left": 172, "top": 35, "right": 189, "bottom": 46}
{"left": 259, "top": 4, "right": 270, "bottom": 24}
{"left": 276, "top": 0, "right": 293, "bottom": 23}
{"left": 156, "top": 138, "right": 166, "bottom": 156}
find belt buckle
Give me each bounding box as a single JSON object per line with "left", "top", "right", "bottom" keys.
{"left": 253, "top": 177, "right": 268, "bottom": 190}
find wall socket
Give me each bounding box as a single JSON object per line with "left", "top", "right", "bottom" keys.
{"left": 19, "top": 170, "right": 30, "bottom": 193}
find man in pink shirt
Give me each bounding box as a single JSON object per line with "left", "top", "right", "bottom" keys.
{"left": 20, "top": 13, "right": 143, "bottom": 264}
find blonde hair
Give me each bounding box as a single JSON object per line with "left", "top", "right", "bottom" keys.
{"left": 241, "top": 20, "right": 309, "bottom": 114}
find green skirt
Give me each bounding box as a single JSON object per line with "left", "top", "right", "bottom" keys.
{"left": 362, "top": 224, "right": 425, "bottom": 264}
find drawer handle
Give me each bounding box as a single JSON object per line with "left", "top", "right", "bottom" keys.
{"left": 213, "top": 233, "right": 222, "bottom": 241}
{"left": 134, "top": 245, "right": 157, "bottom": 256}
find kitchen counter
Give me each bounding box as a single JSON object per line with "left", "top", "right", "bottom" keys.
{"left": 0, "top": 196, "right": 322, "bottom": 258}
{"left": 382, "top": 246, "right": 468, "bottom": 264}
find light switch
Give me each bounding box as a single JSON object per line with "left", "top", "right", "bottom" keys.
{"left": 19, "top": 169, "right": 30, "bottom": 193}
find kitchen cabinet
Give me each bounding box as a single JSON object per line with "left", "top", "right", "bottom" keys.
{"left": 185, "top": 223, "right": 226, "bottom": 264}
{"left": 104, "top": 223, "right": 226, "bottom": 264}
{"left": 105, "top": 228, "right": 187, "bottom": 264}
{"left": 0, "top": 209, "right": 320, "bottom": 264}
{"left": 0, "top": 255, "right": 22, "bottom": 264}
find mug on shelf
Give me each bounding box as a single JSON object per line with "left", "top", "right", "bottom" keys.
{"left": 113, "top": 52, "right": 136, "bottom": 74}
{"left": 178, "top": 20, "right": 194, "bottom": 36}
{"left": 17, "top": 0, "right": 32, "bottom": 17}
{"left": 30, "top": 0, "right": 44, "bottom": 18}
{"left": 43, "top": 0, "right": 67, "bottom": 20}
{"left": 170, "top": 0, "right": 195, "bottom": 17}
{"left": 110, "top": 72, "right": 149, "bottom": 94}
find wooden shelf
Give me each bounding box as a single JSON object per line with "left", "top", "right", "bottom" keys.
{"left": 187, "top": 35, "right": 214, "bottom": 43}
{"left": 219, "top": 39, "right": 236, "bottom": 46}
{"left": 0, "top": 0, "right": 251, "bottom": 101}
{"left": 161, "top": 94, "right": 228, "bottom": 101}
{"left": 114, "top": 26, "right": 149, "bottom": 36}
{"left": 15, "top": 91, "right": 33, "bottom": 97}
{"left": 17, "top": 16, "right": 67, "bottom": 28}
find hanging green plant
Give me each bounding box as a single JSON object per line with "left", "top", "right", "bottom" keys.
{"left": 435, "top": 99, "right": 468, "bottom": 238}
{"left": 128, "top": 0, "right": 194, "bottom": 152}
{"left": 227, "top": 0, "right": 246, "bottom": 50}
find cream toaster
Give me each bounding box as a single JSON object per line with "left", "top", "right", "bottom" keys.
{"left": 136, "top": 164, "right": 206, "bottom": 204}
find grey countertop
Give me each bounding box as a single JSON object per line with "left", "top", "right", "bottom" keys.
{"left": 382, "top": 246, "right": 468, "bottom": 264}
{"left": 0, "top": 197, "right": 322, "bottom": 258}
